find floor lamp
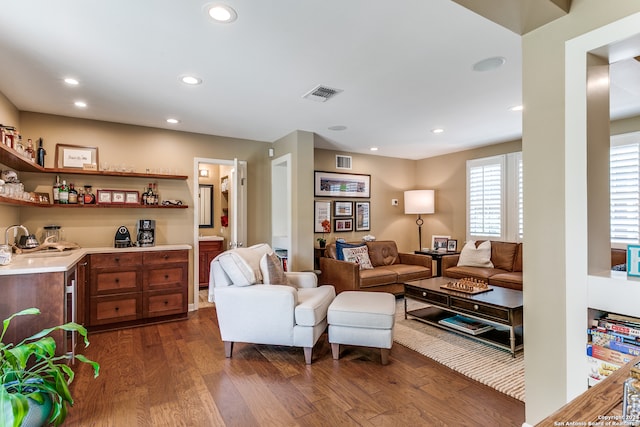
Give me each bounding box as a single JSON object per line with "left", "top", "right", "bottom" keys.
{"left": 404, "top": 190, "right": 435, "bottom": 251}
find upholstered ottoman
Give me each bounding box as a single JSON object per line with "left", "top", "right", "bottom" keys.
{"left": 327, "top": 291, "right": 396, "bottom": 365}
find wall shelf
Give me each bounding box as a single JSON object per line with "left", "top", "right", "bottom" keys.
{"left": 1, "top": 144, "right": 187, "bottom": 180}
{"left": 1, "top": 143, "right": 189, "bottom": 208}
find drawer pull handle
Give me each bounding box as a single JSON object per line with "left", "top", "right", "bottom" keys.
{"left": 164, "top": 300, "right": 168, "bottom": 305}
{"left": 115, "top": 257, "right": 120, "bottom": 262}
{"left": 163, "top": 255, "right": 169, "bottom": 260}
{"left": 422, "top": 292, "right": 426, "bottom": 297}
{"left": 474, "top": 304, "right": 479, "bottom": 310}
{"left": 164, "top": 274, "right": 169, "bottom": 279}
{"left": 115, "top": 306, "right": 119, "bottom": 311}
{"left": 115, "top": 278, "right": 119, "bottom": 284}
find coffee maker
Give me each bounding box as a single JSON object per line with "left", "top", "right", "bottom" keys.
{"left": 137, "top": 219, "right": 155, "bottom": 247}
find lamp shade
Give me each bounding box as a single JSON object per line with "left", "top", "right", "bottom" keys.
{"left": 404, "top": 190, "right": 435, "bottom": 214}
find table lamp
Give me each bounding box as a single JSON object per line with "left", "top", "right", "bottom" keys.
{"left": 404, "top": 189, "right": 435, "bottom": 251}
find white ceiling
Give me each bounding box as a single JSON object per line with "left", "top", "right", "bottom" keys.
{"left": 0, "top": 1, "right": 638, "bottom": 160}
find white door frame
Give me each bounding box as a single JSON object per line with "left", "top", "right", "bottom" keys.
{"left": 192, "top": 157, "right": 240, "bottom": 311}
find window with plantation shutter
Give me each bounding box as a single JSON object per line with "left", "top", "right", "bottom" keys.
{"left": 467, "top": 152, "right": 522, "bottom": 242}
{"left": 610, "top": 139, "right": 640, "bottom": 245}
{"left": 467, "top": 156, "right": 504, "bottom": 239}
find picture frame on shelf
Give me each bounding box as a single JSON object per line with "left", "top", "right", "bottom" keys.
{"left": 111, "top": 191, "right": 125, "bottom": 204}
{"left": 334, "top": 201, "right": 353, "bottom": 217}
{"left": 97, "top": 190, "right": 112, "bottom": 204}
{"left": 314, "top": 201, "right": 331, "bottom": 233}
{"left": 125, "top": 191, "right": 140, "bottom": 204}
{"left": 334, "top": 218, "right": 353, "bottom": 232}
{"left": 432, "top": 235, "right": 451, "bottom": 251}
{"left": 54, "top": 144, "right": 99, "bottom": 170}
{"left": 355, "top": 201, "right": 370, "bottom": 231}
{"left": 447, "top": 239, "right": 458, "bottom": 252}
{"left": 314, "top": 171, "right": 371, "bottom": 198}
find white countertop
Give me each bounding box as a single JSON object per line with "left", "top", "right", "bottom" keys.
{"left": 198, "top": 236, "right": 224, "bottom": 241}
{"left": 0, "top": 244, "right": 192, "bottom": 276}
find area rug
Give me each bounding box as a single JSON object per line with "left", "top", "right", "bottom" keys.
{"left": 393, "top": 299, "right": 525, "bottom": 402}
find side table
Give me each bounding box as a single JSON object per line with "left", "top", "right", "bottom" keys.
{"left": 414, "top": 250, "right": 459, "bottom": 277}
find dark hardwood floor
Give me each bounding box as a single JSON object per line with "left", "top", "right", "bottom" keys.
{"left": 65, "top": 307, "right": 525, "bottom": 426}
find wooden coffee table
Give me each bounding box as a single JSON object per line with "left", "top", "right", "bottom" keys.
{"left": 404, "top": 276, "right": 523, "bottom": 357}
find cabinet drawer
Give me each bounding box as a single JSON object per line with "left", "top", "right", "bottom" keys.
{"left": 450, "top": 297, "right": 509, "bottom": 322}
{"left": 144, "top": 266, "right": 187, "bottom": 291}
{"left": 143, "top": 250, "right": 188, "bottom": 265}
{"left": 199, "top": 240, "right": 223, "bottom": 251}
{"left": 90, "top": 253, "right": 142, "bottom": 268}
{"left": 90, "top": 294, "right": 141, "bottom": 325}
{"left": 93, "top": 270, "right": 140, "bottom": 294}
{"left": 405, "top": 286, "right": 448, "bottom": 306}
{"left": 144, "top": 290, "right": 187, "bottom": 317}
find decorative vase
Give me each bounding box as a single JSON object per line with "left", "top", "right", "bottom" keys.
{"left": 318, "top": 240, "right": 326, "bottom": 248}
{"left": 3, "top": 382, "right": 53, "bottom": 427}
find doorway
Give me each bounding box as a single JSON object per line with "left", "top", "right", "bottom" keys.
{"left": 192, "top": 157, "right": 247, "bottom": 310}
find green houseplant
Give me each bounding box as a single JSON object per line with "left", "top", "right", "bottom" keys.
{"left": 0, "top": 308, "right": 100, "bottom": 427}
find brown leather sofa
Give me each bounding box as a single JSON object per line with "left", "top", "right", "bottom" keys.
{"left": 441, "top": 241, "right": 523, "bottom": 291}
{"left": 318, "top": 240, "right": 432, "bottom": 295}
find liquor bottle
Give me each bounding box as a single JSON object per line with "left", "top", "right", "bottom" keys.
{"left": 36, "top": 138, "right": 46, "bottom": 167}
{"left": 53, "top": 175, "right": 61, "bottom": 204}
{"left": 152, "top": 183, "right": 159, "bottom": 205}
{"left": 147, "top": 183, "right": 155, "bottom": 205}
{"left": 78, "top": 186, "right": 84, "bottom": 205}
{"left": 141, "top": 186, "right": 148, "bottom": 205}
{"left": 83, "top": 185, "right": 95, "bottom": 204}
{"left": 68, "top": 183, "right": 78, "bottom": 204}
{"left": 25, "top": 139, "right": 35, "bottom": 161}
{"left": 58, "top": 180, "right": 69, "bottom": 204}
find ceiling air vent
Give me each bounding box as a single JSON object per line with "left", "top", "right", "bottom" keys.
{"left": 302, "top": 85, "right": 343, "bottom": 102}
{"left": 336, "top": 155, "right": 352, "bottom": 170}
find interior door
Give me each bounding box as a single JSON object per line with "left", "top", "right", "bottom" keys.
{"left": 229, "top": 158, "right": 247, "bottom": 248}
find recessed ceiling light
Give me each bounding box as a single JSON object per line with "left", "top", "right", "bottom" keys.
{"left": 74, "top": 101, "right": 87, "bottom": 108}
{"left": 328, "top": 125, "right": 347, "bottom": 131}
{"left": 432, "top": 128, "right": 444, "bottom": 134}
{"left": 166, "top": 118, "right": 180, "bottom": 124}
{"left": 510, "top": 105, "right": 524, "bottom": 111}
{"left": 472, "top": 56, "right": 506, "bottom": 72}
{"left": 180, "top": 75, "right": 202, "bottom": 85}
{"left": 64, "top": 78, "right": 79, "bottom": 85}
{"left": 206, "top": 3, "right": 237, "bottom": 23}
{"left": 370, "top": 147, "right": 379, "bottom": 151}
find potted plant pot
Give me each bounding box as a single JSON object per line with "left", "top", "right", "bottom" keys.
{"left": 1, "top": 308, "right": 100, "bottom": 427}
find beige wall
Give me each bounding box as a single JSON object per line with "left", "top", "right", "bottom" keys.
{"left": 523, "top": 1, "right": 640, "bottom": 424}
{"left": 2, "top": 112, "right": 273, "bottom": 306}
{"left": 313, "top": 148, "right": 418, "bottom": 252}
{"left": 0, "top": 91, "right": 21, "bottom": 227}
{"left": 415, "top": 140, "right": 522, "bottom": 246}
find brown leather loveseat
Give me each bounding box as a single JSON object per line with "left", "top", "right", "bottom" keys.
{"left": 441, "top": 240, "right": 523, "bottom": 291}
{"left": 318, "top": 240, "right": 432, "bottom": 295}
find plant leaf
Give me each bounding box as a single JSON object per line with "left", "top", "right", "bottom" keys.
{"left": 0, "top": 308, "right": 40, "bottom": 344}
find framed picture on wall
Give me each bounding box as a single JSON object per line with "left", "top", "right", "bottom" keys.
{"left": 314, "top": 171, "right": 371, "bottom": 198}
{"left": 355, "top": 201, "right": 370, "bottom": 231}
{"left": 334, "top": 218, "right": 353, "bottom": 232}
{"left": 334, "top": 201, "right": 353, "bottom": 216}
{"left": 314, "top": 201, "right": 331, "bottom": 233}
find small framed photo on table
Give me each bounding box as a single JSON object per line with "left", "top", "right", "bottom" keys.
{"left": 432, "top": 235, "right": 450, "bottom": 251}
{"left": 447, "top": 239, "right": 457, "bottom": 252}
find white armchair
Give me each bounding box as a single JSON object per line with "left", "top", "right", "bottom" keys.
{"left": 208, "top": 243, "right": 336, "bottom": 364}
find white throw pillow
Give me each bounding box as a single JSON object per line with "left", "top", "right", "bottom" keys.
{"left": 457, "top": 240, "right": 494, "bottom": 268}
{"left": 342, "top": 245, "right": 374, "bottom": 270}
{"left": 217, "top": 243, "right": 273, "bottom": 286}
